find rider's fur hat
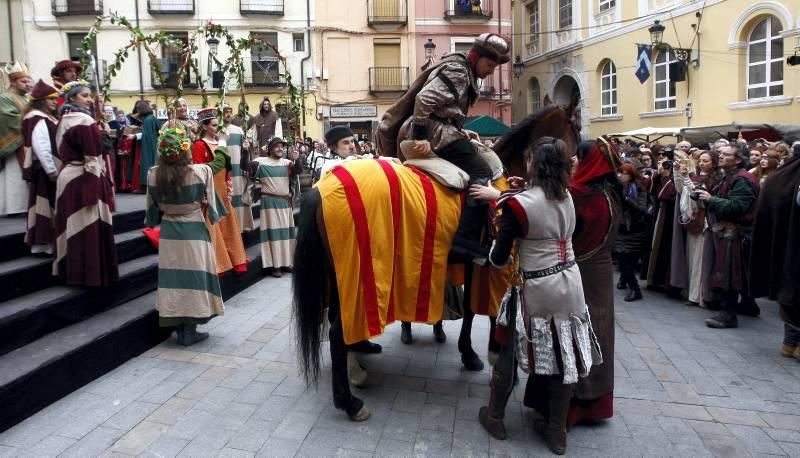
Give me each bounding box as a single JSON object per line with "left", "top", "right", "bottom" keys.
{"left": 325, "top": 125, "right": 354, "bottom": 147}
{"left": 471, "top": 33, "right": 510, "bottom": 64}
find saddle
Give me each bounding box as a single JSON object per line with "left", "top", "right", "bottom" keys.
{"left": 400, "top": 139, "right": 504, "bottom": 190}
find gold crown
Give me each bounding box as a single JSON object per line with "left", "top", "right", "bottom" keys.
{"left": 3, "top": 61, "right": 29, "bottom": 77}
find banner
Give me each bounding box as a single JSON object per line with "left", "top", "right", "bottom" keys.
{"left": 635, "top": 44, "right": 652, "bottom": 84}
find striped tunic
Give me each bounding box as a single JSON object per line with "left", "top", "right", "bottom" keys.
{"left": 221, "top": 124, "right": 254, "bottom": 232}
{"left": 53, "top": 111, "right": 118, "bottom": 287}
{"left": 251, "top": 156, "right": 295, "bottom": 269}
{"left": 22, "top": 111, "right": 60, "bottom": 253}
{"left": 146, "top": 164, "right": 224, "bottom": 323}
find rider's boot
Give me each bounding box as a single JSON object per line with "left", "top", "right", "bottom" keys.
{"left": 451, "top": 178, "right": 490, "bottom": 264}
{"left": 479, "top": 369, "right": 514, "bottom": 440}
{"left": 401, "top": 322, "right": 413, "bottom": 345}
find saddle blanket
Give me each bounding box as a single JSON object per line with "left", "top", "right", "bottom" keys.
{"left": 317, "top": 159, "right": 461, "bottom": 344}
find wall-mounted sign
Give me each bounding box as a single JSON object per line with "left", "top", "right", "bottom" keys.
{"left": 330, "top": 105, "right": 378, "bottom": 118}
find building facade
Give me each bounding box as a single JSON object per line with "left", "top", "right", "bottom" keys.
{"left": 13, "top": 0, "right": 321, "bottom": 139}
{"left": 511, "top": 0, "right": 800, "bottom": 137}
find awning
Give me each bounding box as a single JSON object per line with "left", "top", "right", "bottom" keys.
{"left": 680, "top": 123, "right": 800, "bottom": 144}
{"left": 464, "top": 115, "right": 510, "bottom": 137}
{"left": 608, "top": 127, "right": 683, "bottom": 142}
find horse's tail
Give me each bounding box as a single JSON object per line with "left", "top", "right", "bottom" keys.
{"left": 293, "top": 187, "right": 328, "bottom": 385}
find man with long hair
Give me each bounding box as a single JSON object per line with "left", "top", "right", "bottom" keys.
{"left": 249, "top": 96, "right": 282, "bottom": 154}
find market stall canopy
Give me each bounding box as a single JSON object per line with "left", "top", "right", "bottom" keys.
{"left": 464, "top": 115, "right": 510, "bottom": 137}
{"left": 608, "top": 127, "right": 683, "bottom": 142}
{"left": 680, "top": 123, "right": 800, "bottom": 144}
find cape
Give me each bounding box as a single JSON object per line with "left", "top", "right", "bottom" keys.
{"left": 0, "top": 92, "right": 27, "bottom": 161}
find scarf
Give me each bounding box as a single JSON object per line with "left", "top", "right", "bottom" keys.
{"left": 60, "top": 103, "right": 92, "bottom": 117}
{"left": 570, "top": 143, "right": 614, "bottom": 193}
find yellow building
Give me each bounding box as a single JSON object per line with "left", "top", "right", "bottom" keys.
{"left": 511, "top": 0, "right": 800, "bottom": 138}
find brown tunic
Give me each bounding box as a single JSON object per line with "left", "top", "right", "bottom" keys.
{"left": 251, "top": 110, "right": 280, "bottom": 153}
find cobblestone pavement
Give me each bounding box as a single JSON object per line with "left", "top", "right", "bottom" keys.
{"left": 1, "top": 274, "right": 799, "bottom": 457}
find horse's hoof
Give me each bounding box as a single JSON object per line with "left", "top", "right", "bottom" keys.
{"left": 487, "top": 351, "right": 498, "bottom": 367}
{"left": 349, "top": 405, "right": 371, "bottom": 422}
{"left": 347, "top": 352, "right": 368, "bottom": 387}
{"left": 462, "top": 351, "right": 484, "bottom": 371}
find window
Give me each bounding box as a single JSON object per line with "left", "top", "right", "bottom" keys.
{"left": 250, "top": 32, "right": 281, "bottom": 85}
{"left": 527, "top": 1, "right": 539, "bottom": 51}
{"left": 747, "top": 16, "right": 783, "bottom": 99}
{"left": 599, "top": 0, "right": 615, "bottom": 11}
{"left": 529, "top": 77, "right": 541, "bottom": 112}
{"left": 600, "top": 61, "right": 617, "bottom": 115}
{"left": 67, "top": 32, "right": 96, "bottom": 62}
{"left": 293, "top": 33, "right": 305, "bottom": 52}
{"left": 558, "top": 0, "right": 572, "bottom": 29}
{"left": 159, "top": 31, "right": 190, "bottom": 87}
{"left": 653, "top": 50, "right": 676, "bottom": 110}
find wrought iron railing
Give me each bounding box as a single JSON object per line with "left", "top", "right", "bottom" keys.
{"left": 52, "top": 0, "right": 103, "bottom": 16}
{"left": 444, "top": 6, "right": 492, "bottom": 21}
{"left": 369, "top": 67, "right": 409, "bottom": 92}
{"left": 367, "top": 0, "right": 408, "bottom": 25}
{"left": 240, "top": 0, "right": 285, "bottom": 15}
{"left": 147, "top": 0, "right": 195, "bottom": 14}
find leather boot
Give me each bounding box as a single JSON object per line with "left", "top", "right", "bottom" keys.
{"left": 451, "top": 183, "right": 490, "bottom": 261}
{"left": 433, "top": 321, "right": 446, "bottom": 343}
{"left": 401, "top": 322, "right": 412, "bottom": 345}
{"left": 616, "top": 276, "right": 627, "bottom": 290}
{"left": 534, "top": 378, "right": 571, "bottom": 455}
{"left": 624, "top": 282, "right": 642, "bottom": 302}
{"left": 178, "top": 324, "right": 209, "bottom": 346}
{"left": 479, "top": 370, "right": 514, "bottom": 440}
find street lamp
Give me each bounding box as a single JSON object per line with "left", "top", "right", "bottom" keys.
{"left": 206, "top": 36, "right": 220, "bottom": 56}
{"left": 649, "top": 20, "right": 665, "bottom": 47}
{"left": 512, "top": 56, "right": 524, "bottom": 79}
{"left": 424, "top": 39, "right": 436, "bottom": 60}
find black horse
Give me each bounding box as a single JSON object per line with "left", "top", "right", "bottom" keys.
{"left": 294, "top": 100, "right": 582, "bottom": 420}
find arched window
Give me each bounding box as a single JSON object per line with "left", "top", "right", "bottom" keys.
{"left": 653, "top": 50, "right": 676, "bottom": 110}
{"left": 600, "top": 61, "right": 617, "bottom": 116}
{"left": 747, "top": 16, "right": 783, "bottom": 99}
{"left": 529, "top": 77, "right": 541, "bottom": 112}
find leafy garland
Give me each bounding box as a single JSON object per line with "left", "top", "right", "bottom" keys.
{"left": 79, "top": 13, "right": 301, "bottom": 144}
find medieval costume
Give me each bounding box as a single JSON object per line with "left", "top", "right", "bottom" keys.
{"left": 376, "top": 33, "right": 510, "bottom": 261}
{"left": 134, "top": 110, "right": 160, "bottom": 192}
{"left": 50, "top": 60, "right": 83, "bottom": 93}
{"left": 22, "top": 80, "right": 60, "bottom": 254}
{"left": 0, "top": 62, "right": 30, "bottom": 216}
{"left": 702, "top": 166, "right": 759, "bottom": 328}
{"left": 220, "top": 120, "right": 254, "bottom": 232}
{"left": 53, "top": 81, "right": 118, "bottom": 287}
{"left": 159, "top": 99, "right": 198, "bottom": 143}
{"left": 555, "top": 138, "right": 622, "bottom": 427}
{"left": 646, "top": 171, "right": 677, "bottom": 290}
{"left": 249, "top": 137, "right": 302, "bottom": 275}
{"left": 146, "top": 128, "right": 223, "bottom": 346}
{"left": 483, "top": 183, "right": 601, "bottom": 455}
{"left": 248, "top": 97, "right": 282, "bottom": 154}
{"left": 192, "top": 108, "right": 247, "bottom": 275}
{"left": 750, "top": 154, "right": 800, "bottom": 358}
{"left": 614, "top": 164, "right": 650, "bottom": 302}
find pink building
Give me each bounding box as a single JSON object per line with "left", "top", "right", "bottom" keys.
{"left": 413, "top": 0, "right": 513, "bottom": 127}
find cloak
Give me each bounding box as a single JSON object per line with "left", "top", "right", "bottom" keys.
{"left": 749, "top": 155, "right": 800, "bottom": 326}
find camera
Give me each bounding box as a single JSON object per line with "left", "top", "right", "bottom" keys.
{"left": 690, "top": 184, "right": 706, "bottom": 201}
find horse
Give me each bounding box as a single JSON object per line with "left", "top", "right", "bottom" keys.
{"left": 293, "top": 99, "right": 582, "bottom": 421}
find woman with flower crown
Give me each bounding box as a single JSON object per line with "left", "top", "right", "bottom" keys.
{"left": 145, "top": 127, "right": 224, "bottom": 346}
{"left": 53, "top": 80, "right": 118, "bottom": 286}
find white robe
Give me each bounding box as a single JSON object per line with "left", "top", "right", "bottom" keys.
{"left": 0, "top": 156, "right": 27, "bottom": 215}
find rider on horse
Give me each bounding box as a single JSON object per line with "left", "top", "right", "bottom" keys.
{"left": 377, "top": 33, "right": 510, "bottom": 262}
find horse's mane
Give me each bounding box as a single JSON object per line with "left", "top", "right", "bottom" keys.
{"left": 492, "top": 105, "right": 561, "bottom": 158}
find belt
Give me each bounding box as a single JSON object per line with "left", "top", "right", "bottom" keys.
{"left": 522, "top": 260, "right": 576, "bottom": 280}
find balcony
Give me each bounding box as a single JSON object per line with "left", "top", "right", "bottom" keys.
{"left": 368, "top": 0, "right": 407, "bottom": 28}
{"left": 51, "top": 0, "right": 102, "bottom": 16}
{"left": 240, "top": 0, "right": 284, "bottom": 15}
{"left": 369, "top": 67, "right": 409, "bottom": 93}
{"left": 151, "top": 64, "right": 198, "bottom": 90}
{"left": 444, "top": 4, "right": 492, "bottom": 23}
{"left": 148, "top": 0, "right": 195, "bottom": 14}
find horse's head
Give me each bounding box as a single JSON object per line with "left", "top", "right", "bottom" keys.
{"left": 493, "top": 96, "right": 582, "bottom": 178}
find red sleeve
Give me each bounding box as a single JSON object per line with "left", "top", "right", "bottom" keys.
{"left": 504, "top": 197, "right": 529, "bottom": 235}
{"left": 192, "top": 141, "right": 209, "bottom": 164}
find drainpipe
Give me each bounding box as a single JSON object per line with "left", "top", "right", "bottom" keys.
{"left": 299, "top": 0, "right": 312, "bottom": 139}
{"left": 496, "top": 0, "right": 504, "bottom": 124}
{"left": 7, "top": 0, "right": 14, "bottom": 60}
{"left": 135, "top": 0, "right": 144, "bottom": 99}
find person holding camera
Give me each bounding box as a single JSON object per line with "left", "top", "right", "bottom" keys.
{"left": 694, "top": 143, "right": 760, "bottom": 329}
{"left": 672, "top": 151, "right": 722, "bottom": 307}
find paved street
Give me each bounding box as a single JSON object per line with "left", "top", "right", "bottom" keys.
{"left": 1, "top": 274, "right": 799, "bottom": 457}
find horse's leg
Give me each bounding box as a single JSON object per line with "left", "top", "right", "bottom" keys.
{"left": 328, "top": 303, "right": 370, "bottom": 421}
{"left": 458, "top": 263, "right": 484, "bottom": 371}
{"left": 487, "top": 316, "right": 500, "bottom": 366}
